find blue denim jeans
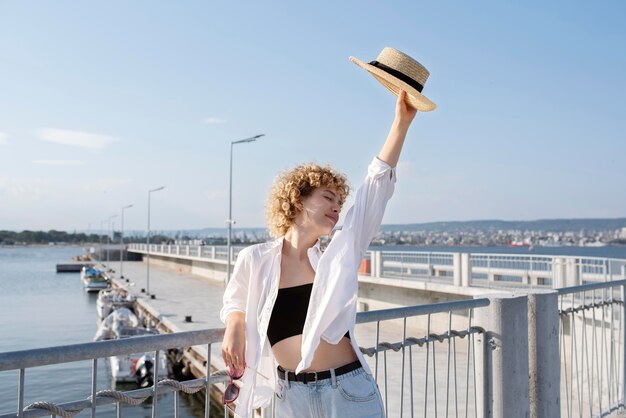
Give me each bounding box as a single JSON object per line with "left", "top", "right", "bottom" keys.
{"left": 275, "top": 367, "right": 385, "bottom": 418}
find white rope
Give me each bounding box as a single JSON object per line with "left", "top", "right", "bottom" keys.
{"left": 24, "top": 401, "right": 81, "bottom": 418}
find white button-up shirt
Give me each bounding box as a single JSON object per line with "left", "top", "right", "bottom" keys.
{"left": 220, "top": 157, "right": 396, "bottom": 417}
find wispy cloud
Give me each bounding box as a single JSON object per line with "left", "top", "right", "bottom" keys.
{"left": 0, "top": 132, "right": 7, "bottom": 145}
{"left": 203, "top": 117, "right": 227, "bottom": 124}
{"left": 38, "top": 128, "right": 120, "bottom": 149}
{"left": 0, "top": 177, "right": 52, "bottom": 202}
{"left": 32, "top": 160, "right": 85, "bottom": 166}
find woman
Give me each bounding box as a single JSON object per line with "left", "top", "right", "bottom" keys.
{"left": 221, "top": 49, "right": 435, "bottom": 418}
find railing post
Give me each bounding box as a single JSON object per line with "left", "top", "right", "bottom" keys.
{"left": 453, "top": 253, "right": 462, "bottom": 286}
{"left": 565, "top": 257, "right": 580, "bottom": 287}
{"left": 374, "top": 251, "right": 382, "bottom": 278}
{"left": 527, "top": 290, "right": 560, "bottom": 418}
{"left": 461, "top": 253, "right": 471, "bottom": 287}
{"left": 475, "top": 293, "right": 530, "bottom": 418}
{"left": 554, "top": 257, "right": 566, "bottom": 288}
{"left": 211, "top": 246, "right": 216, "bottom": 260}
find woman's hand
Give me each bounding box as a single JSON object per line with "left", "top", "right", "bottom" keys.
{"left": 222, "top": 311, "right": 247, "bottom": 373}
{"left": 394, "top": 90, "right": 418, "bottom": 127}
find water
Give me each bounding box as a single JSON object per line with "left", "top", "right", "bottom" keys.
{"left": 0, "top": 246, "right": 206, "bottom": 417}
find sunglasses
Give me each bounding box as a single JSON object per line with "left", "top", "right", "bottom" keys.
{"left": 222, "top": 366, "right": 269, "bottom": 405}
{"left": 223, "top": 368, "right": 244, "bottom": 405}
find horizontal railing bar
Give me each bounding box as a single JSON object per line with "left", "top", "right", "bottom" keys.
{"left": 0, "top": 329, "right": 224, "bottom": 372}
{"left": 355, "top": 298, "right": 490, "bottom": 324}
{"left": 556, "top": 279, "right": 626, "bottom": 296}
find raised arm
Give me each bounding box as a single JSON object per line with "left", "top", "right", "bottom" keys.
{"left": 377, "top": 90, "right": 418, "bottom": 167}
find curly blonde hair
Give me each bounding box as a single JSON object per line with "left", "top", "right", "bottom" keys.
{"left": 266, "top": 163, "right": 350, "bottom": 238}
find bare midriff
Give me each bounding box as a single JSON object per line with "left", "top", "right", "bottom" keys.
{"left": 271, "top": 334, "right": 358, "bottom": 372}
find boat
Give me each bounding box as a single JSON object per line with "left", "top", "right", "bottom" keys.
{"left": 96, "top": 288, "right": 137, "bottom": 319}
{"left": 80, "top": 267, "right": 110, "bottom": 292}
{"left": 508, "top": 240, "right": 531, "bottom": 247}
{"left": 583, "top": 241, "right": 608, "bottom": 247}
{"left": 94, "top": 308, "right": 168, "bottom": 383}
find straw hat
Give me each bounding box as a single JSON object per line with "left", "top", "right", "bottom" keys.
{"left": 350, "top": 47, "right": 436, "bottom": 111}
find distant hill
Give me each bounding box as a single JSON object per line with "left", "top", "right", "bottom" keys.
{"left": 380, "top": 218, "right": 626, "bottom": 233}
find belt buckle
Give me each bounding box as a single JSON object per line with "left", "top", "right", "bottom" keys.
{"left": 304, "top": 371, "right": 318, "bottom": 384}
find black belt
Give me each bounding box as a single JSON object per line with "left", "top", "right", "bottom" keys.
{"left": 277, "top": 360, "right": 362, "bottom": 384}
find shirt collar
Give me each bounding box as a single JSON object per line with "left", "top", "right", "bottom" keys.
{"left": 270, "top": 235, "right": 322, "bottom": 251}
{"left": 308, "top": 239, "right": 323, "bottom": 254}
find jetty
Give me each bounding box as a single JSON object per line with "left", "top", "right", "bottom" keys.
{"left": 55, "top": 261, "right": 94, "bottom": 273}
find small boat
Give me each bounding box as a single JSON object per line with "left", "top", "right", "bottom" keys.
{"left": 508, "top": 241, "right": 530, "bottom": 247}
{"left": 94, "top": 308, "right": 167, "bottom": 383}
{"left": 81, "top": 267, "right": 110, "bottom": 292}
{"left": 96, "top": 288, "right": 137, "bottom": 320}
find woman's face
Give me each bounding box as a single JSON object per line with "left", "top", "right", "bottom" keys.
{"left": 297, "top": 186, "right": 341, "bottom": 236}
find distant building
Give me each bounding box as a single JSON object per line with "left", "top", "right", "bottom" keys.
{"left": 621, "top": 227, "right": 626, "bottom": 239}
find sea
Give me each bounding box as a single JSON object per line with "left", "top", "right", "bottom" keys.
{"left": 1, "top": 244, "right": 626, "bottom": 417}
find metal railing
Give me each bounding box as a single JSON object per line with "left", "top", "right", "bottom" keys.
{"left": 356, "top": 299, "right": 489, "bottom": 418}
{"left": 0, "top": 329, "right": 225, "bottom": 418}
{"left": 378, "top": 251, "right": 455, "bottom": 282}
{"left": 0, "top": 299, "right": 490, "bottom": 418}
{"left": 127, "top": 244, "right": 626, "bottom": 291}
{"left": 130, "top": 244, "right": 244, "bottom": 263}
{"left": 557, "top": 279, "right": 626, "bottom": 417}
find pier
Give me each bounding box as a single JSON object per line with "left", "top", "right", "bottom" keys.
{"left": 1, "top": 245, "right": 626, "bottom": 417}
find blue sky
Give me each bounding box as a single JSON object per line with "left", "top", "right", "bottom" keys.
{"left": 1, "top": 1, "right": 625, "bottom": 232}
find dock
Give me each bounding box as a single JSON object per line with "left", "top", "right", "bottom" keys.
{"left": 55, "top": 261, "right": 94, "bottom": 272}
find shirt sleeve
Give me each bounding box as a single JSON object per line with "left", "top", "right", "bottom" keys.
{"left": 297, "top": 157, "right": 396, "bottom": 373}
{"left": 343, "top": 156, "right": 396, "bottom": 259}
{"left": 219, "top": 246, "right": 252, "bottom": 324}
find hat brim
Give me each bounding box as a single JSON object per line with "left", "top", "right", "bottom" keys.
{"left": 349, "top": 56, "right": 437, "bottom": 112}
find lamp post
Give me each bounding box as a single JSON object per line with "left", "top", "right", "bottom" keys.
{"left": 100, "top": 219, "right": 107, "bottom": 261}
{"left": 120, "top": 204, "right": 133, "bottom": 279}
{"left": 227, "top": 134, "right": 264, "bottom": 284}
{"left": 146, "top": 186, "right": 165, "bottom": 295}
{"left": 107, "top": 214, "right": 117, "bottom": 266}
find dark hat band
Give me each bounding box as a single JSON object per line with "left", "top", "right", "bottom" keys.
{"left": 369, "top": 60, "right": 424, "bottom": 93}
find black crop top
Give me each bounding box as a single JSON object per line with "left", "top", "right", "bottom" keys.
{"left": 267, "top": 283, "right": 349, "bottom": 346}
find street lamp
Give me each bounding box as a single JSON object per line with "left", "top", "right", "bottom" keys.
{"left": 107, "top": 214, "right": 117, "bottom": 266}
{"left": 120, "top": 204, "right": 133, "bottom": 279}
{"left": 146, "top": 186, "right": 165, "bottom": 295}
{"left": 227, "top": 134, "right": 264, "bottom": 284}
{"left": 100, "top": 219, "right": 107, "bottom": 260}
